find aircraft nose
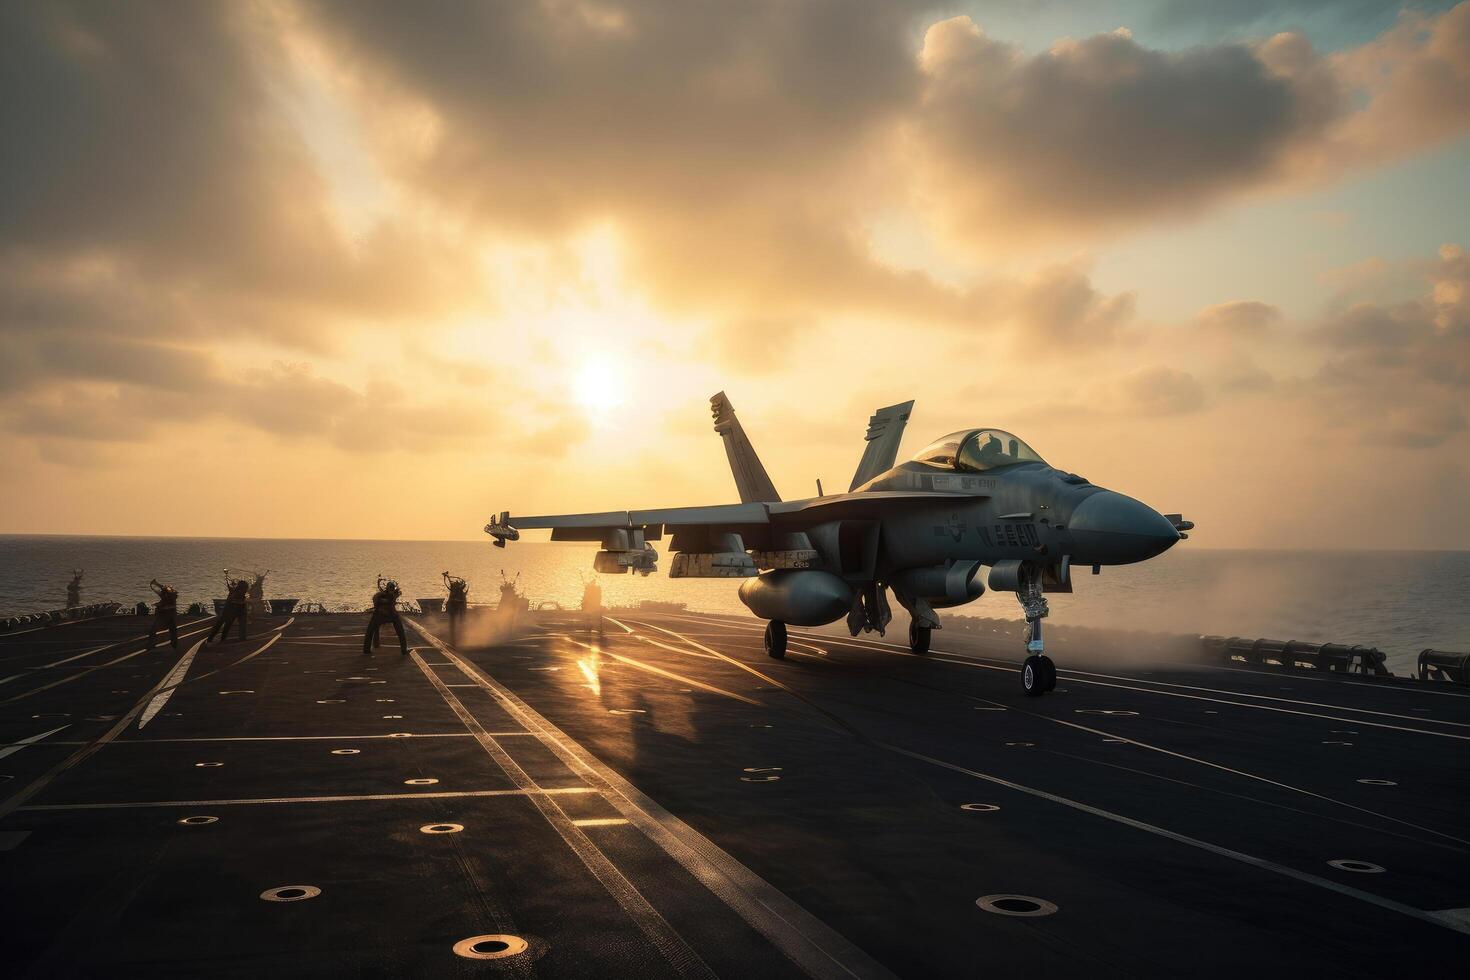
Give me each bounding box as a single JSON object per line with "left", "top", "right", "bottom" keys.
{"left": 1066, "top": 491, "right": 1180, "bottom": 565}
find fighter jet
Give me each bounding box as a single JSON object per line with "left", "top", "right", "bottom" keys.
{"left": 486, "top": 393, "right": 1192, "bottom": 696}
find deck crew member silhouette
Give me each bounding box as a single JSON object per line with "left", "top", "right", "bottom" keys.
{"left": 364, "top": 576, "right": 408, "bottom": 656}
{"left": 66, "top": 569, "right": 83, "bottom": 608}
{"left": 443, "top": 572, "right": 469, "bottom": 645}
{"left": 207, "top": 573, "right": 250, "bottom": 643}
{"left": 147, "top": 578, "right": 180, "bottom": 651}
{"left": 249, "top": 570, "right": 270, "bottom": 616}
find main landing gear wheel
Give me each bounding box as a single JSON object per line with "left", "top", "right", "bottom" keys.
{"left": 764, "top": 620, "right": 787, "bottom": 660}
{"left": 1022, "top": 655, "right": 1056, "bottom": 697}
{"left": 909, "top": 622, "right": 931, "bottom": 654}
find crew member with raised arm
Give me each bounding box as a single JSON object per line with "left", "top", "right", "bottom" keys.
{"left": 147, "top": 578, "right": 179, "bottom": 650}
{"left": 443, "top": 571, "right": 469, "bottom": 644}
{"left": 363, "top": 576, "right": 409, "bottom": 656}
{"left": 206, "top": 572, "right": 250, "bottom": 643}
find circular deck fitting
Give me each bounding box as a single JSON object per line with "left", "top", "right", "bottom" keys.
{"left": 1357, "top": 778, "right": 1397, "bottom": 786}
{"left": 375, "top": 699, "right": 395, "bottom": 703}
{"left": 388, "top": 732, "right": 412, "bottom": 738}
{"left": 404, "top": 778, "right": 439, "bottom": 786}
{"left": 261, "top": 885, "right": 321, "bottom": 902}
{"left": 331, "top": 749, "right": 360, "bottom": 755}
{"left": 1204, "top": 710, "right": 1218, "bottom": 714}
{"left": 453, "top": 935, "right": 529, "bottom": 960}
{"left": 976, "top": 895, "right": 1058, "bottom": 917}
{"left": 194, "top": 762, "right": 223, "bottom": 768}
{"left": 960, "top": 803, "right": 1000, "bottom": 812}
{"left": 742, "top": 767, "right": 782, "bottom": 774}
{"left": 218, "top": 690, "right": 253, "bottom": 695}
{"left": 382, "top": 714, "right": 403, "bottom": 719}
{"left": 1328, "top": 859, "right": 1385, "bottom": 874}
{"left": 1322, "top": 741, "right": 1354, "bottom": 746}
{"left": 316, "top": 699, "right": 345, "bottom": 704}
{"left": 1004, "top": 741, "right": 1035, "bottom": 747}
{"left": 740, "top": 775, "right": 781, "bottom": 782}
{"left": 420, "top": 823, "right": 463, "bottom": 835}
{"left": 177, "top": 815, "right": 218, "bottom": 826}
{"left": 1075, "top": 709, "right": 1138, "bottom": 716}
{"left": 1102, "top": 738, "right": 1128, "bottom": 744}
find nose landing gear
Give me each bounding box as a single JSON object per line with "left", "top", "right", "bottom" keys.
{"left": 1022, "top": 652, "right": 1056, "bottom": 696}
{"left": 1016, "top": 566, "right": 1057, "bottom": 697}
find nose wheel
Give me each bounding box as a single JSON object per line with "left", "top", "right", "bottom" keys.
{"left": 908, "top": 621, "right": 931, "bottom": 654}
{"left": 764, "top": 620, "right": 787, "bottom": 660}
{"left": 1022, "top": 654, "right": 1056, "bottom": 696}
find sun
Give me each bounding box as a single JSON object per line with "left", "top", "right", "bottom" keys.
{"left": 572, "top": 359, "right": 625, "bottom": 414}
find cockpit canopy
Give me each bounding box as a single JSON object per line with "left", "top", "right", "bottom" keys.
{"left": 912, "top": 429, "right": 1047, "bottom": 473}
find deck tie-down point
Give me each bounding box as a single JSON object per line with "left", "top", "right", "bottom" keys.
{"left": 453, "top": 935, "right": 529, "bottom": 960}
{"left": 976, "top": 895, "right": 1057, "bottom": 917}
{"left": 1328, "top": 859, "right": 1385, "bottom": 874}
{"left": 261, "top": 885, "right": 321, "bottom": 902}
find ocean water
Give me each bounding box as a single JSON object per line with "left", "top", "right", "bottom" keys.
{"left": 1, "top": 535, "right": 1466, "bottom": 674}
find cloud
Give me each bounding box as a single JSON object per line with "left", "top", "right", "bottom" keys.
{"left": 0, "top": 3, "right": 480, "bottom": 354}
{"left": 1194, "top": 300, "right": 1283, "bottom": 336}
{"left": 911, "top": 16, "right": 1338, "bottom": 242}
{"left": 1306, "top": 241, "right": 1470, "bottom": 446}
{"left": 1007, "top": 262, "right": 1137, "bottom": 342}
{"left": 1114, "top": 365, "right": 1207, "bottom": 415}
{"left": 911, "top": 6, "right": 1470, "bottom": 246}
{"left": 0, "top": 360, "right": 495, "bottom": 460}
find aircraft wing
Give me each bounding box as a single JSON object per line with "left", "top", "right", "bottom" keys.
{"left": 487, "top": 491, "right": 976, "bottom": 546}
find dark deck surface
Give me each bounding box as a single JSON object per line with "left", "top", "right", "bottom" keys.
{"left": 2, "top": 608, "right": 1469, "bottom": 977}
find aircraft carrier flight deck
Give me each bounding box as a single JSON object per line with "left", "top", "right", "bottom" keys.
{"left": 2, "top": 605, "right": 1469, "bottom": 977}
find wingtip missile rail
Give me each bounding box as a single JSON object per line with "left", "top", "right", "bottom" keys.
{"left": 484, "top": 511, "right": 520, "bottom": 548}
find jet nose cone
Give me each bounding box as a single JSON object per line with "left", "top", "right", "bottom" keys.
{"left": 1067, "top": 491, "right": 1180, "bottom": 566}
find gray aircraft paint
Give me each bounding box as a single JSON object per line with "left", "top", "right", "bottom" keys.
{"left": 486, "top": 393, "right": 1189, "bottom": 690}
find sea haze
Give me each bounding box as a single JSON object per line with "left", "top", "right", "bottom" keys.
{"left": 1, "top": 535, "right": 1465, "bottom": 675}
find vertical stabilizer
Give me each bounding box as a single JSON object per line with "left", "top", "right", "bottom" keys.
{"left": 709, "top": 391, "right": 781, "bottom": 503}
{"left": 849, "top": 400, "right": 914, "bottom": 491}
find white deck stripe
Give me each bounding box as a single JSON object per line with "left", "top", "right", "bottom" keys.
{"left": 641, "top": 613, "right": 1470, "bottom": 848}
{"left": 660, "top": 612, "right": 1470, "bottom": 742}
{"left": 560, "top": 635, "right": 762, "bottom": 706}
{"left": 409, "top": 646, "right": 716, "bottom": 980}
{"left": 137, "top": 639, "right": 207, "bottom": 729}
{"left": 411, "top": 621, "right": 896, "bottom": 980}
{"left": 884, "top": 743, "right": 1470, "bottom": 938}
{"left": 625, "top": 615, "right": 1470, "bottom": 939}
{"left": 0, "top": 726, "right": 68, "bottom": 761}
{"left": 21, "top": 787, "right": 596, "bottom": 811}
{"left": 109, "top": 732, "right": 526, "bottom": 743}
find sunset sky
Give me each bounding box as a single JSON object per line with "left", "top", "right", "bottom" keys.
{"left": 3, "top": 1, "right": 1468, "bottom": 549}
